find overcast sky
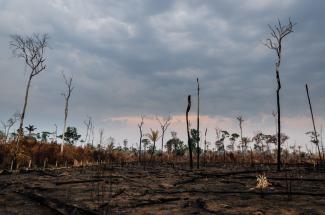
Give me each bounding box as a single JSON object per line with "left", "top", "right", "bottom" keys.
{"left": 0, "top": 0, "right": 325, "bottom": 150}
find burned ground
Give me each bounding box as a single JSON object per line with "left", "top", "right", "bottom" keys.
{"left": 0, "top": 164, "right": 324, "bottom": 215}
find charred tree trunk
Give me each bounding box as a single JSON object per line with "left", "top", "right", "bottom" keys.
{"left": 265, "top": 19, "right": 294, "bottom": 171}
{"left": 138, "top": 115, "right": 144, "bottom": 163}
{"left": 276, "top": 65, "right": 281, "bottom": 171}
{"left": 196, "top": 78, "right": 200, "bottom": 169}
{"left": 204, "top": 128, "right": 207, "bottom": 167}
{"left": 161, "top": 130, "right": 165, "bottom": 162}
{"left": 186, "top": 95, "right": 193, "bottom": 169}
{"left": 306, "top": 84, "right": 323, "bottom": 163}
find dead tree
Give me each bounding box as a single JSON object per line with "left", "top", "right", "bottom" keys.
{"left": 9, "top": 34, "right": 49, "bottom": 141}
{"left": 204, "top": 128, "right": 208, "bottom": 167}
{"left": 156, "top": 115, "right": 172, "bottom": 162}
{"left": 236, "top": 115, "right": 244, "bottom": 153}
{"left": 196, "top": 78, "right": 200, "bottom": 169}
{"left": 54, "top": 124, "right": 58, "bottom": 143}
{"left": 90, "top": 122, "right": 95, "bottom": 146}
{"left": 1, "top": 112, "right": 20, "bottom": 143}
{"left": 321, "top": 126, "right": 325, "bottom": 161}
{"left": 98, "top": 128, "right": 104, "bottom": 162}
{"left": 99, "top": 128, "right": 104, "bottom": 147}
{"left": 265, "top": 19, "right": 295, "bottom": 171}
{"left": 83, "top": 116, "right": 92, "bottom": 144}
{"left": 186, "top": 95, "right": 193, "bottom": 169}
{"left": 61, "top": 72, "right": 74, "bottom": 155}
{"left": 305, "top": 84, "right": 323, "bottom": 163}
{"left": 138, "top": 115, "right": 144, "bottom": 162}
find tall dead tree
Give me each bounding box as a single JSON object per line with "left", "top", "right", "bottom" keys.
{"left": 265, "top": 19, "right": 295, "bottom": 171}
{"left": 236, "top": 115, "right": 244, "bottom": 153}
{"left": 9, "top": 34, "right": 49, "bottom": 142}
{"left": 157, "top": 115, "right": 172, "bottom": 162}
{"left": 61, "top": 72, "right": 74, "bottom": 155}
{"left": 186, "top": 95, "right": 193, "bottom": 169}
{"left": 305, "top": 84, "right": 323, "bottom": 163}
{"left": 196, "top": 78, "right": 200, "bottom": 169}
{"left": 138, "top": 115, "right": 144, "bottom": 162}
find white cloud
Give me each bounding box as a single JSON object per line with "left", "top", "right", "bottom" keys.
{"left": 0, "top": 0, "right": 324, "bottom": 149}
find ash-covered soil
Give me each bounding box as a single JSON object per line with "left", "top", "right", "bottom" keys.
{"left": 0, "top": 163, "right": 324, "bottom": 215}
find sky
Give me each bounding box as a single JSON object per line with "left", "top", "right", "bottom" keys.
{"left": 0, "top": 0, "right": 325, "bottom": 151}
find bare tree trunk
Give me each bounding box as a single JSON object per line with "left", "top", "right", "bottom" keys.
{"left": 236, "top": 116, "right": 244, "bottom": 156}
{"left": 306, "top": 84, "right": 323, "bottom": 163}
{"left": 196, "top": 78, "right": 200, "bottom": 169}
{"left": 161, "top": 130, "right": 165, "bottom": 162}
{"left": 18, "top": 75, "right": 32, "bottom": 140}
{"left": 204, "top": 128, "right": 207, "bottom": 167}
{"left": 186, "top": 95, "right": 193, "bottom": 169}
{"left": 14, "top": 75, "right": 33, "bottom": 168}
{"left": 54, "top": 124, "right": 58, "bottom": 143}
{"left": 138, "top": 115, "right": 144, "bottom": 163}
{"left": 276, "top": 66, "right": 281, "bottom": 171}
{"left": 139, "top": 126, "right": 142, "bottom": 162}
{"left": 265, "top": 19, "right": 294, "bottom": 171}
{"left": 83, "top": 116, "right": 92, "bottom": 144}
{"left": 61, "top": 108, "right": 68, "bottom": 154}
{"left": 156, "top": 115, "right": 171, "bottom": 163}
{"left": 321, "top": 126, "right": 325, "bottom": 161}
{"left": 61, "top": 73, "right": 74, "bottom": 155}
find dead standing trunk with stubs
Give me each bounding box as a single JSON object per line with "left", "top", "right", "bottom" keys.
{"left": 305, "top": 84, "right": 323, "bottom": 164}
{"left": 236, "top": 116, "right": 244, "bottom": 154}
{"left": 186, "top": 95, "right": 193, "bottom": 169}
{"left": 138, "top": 115, "right": 144, "bottom": 163}
{"left": 265, "top": 18, "right": 295, "bottom": 171}
{"left": 196, "top": 78, "right": 200, "bottom": 169}
{"left": 61, "top": 72, "right": 74, "bottom": 155}
{"left": 204, "top": 128, "right": 207, "bottom": 167}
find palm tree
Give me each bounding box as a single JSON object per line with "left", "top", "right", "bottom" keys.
{"left": 147, "top": 129, "right": 160, "bottom": 162}
{"left": 25, "top": 124, "right": 37, "bottom": 137}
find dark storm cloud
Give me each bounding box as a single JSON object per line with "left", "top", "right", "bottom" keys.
{"left": 0, "top": 0, "right": 325, "bottom": 134}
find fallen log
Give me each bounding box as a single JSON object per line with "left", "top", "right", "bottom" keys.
{"left": 173, "top": 176, "right": 202, "bottom": 186}
{"left": 147, "top": 189, "right": 325, "bottom": 196}
{"left": 197, "top": 169, "right": 269, "bottom": 178}
{"left": 55, "top": 179, "right": 103, "bottom": 186}
{"left": 36, "top": 169, "right": 63, "bottom": 177}
{"left": 18, "top": 191, "right": 98, "bottom": 215}
{"left": 129, "top": 197, "right": 181, "bottom": 208}
{"left": 92, "top": 175, "right": 126, "bottom": 179}
{"left": 232, "top": 176, "right": 325, "bottom": 182}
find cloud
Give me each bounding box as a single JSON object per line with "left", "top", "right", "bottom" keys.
{"left": 0, "top": 0, "right": 324, "bottom": 148}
